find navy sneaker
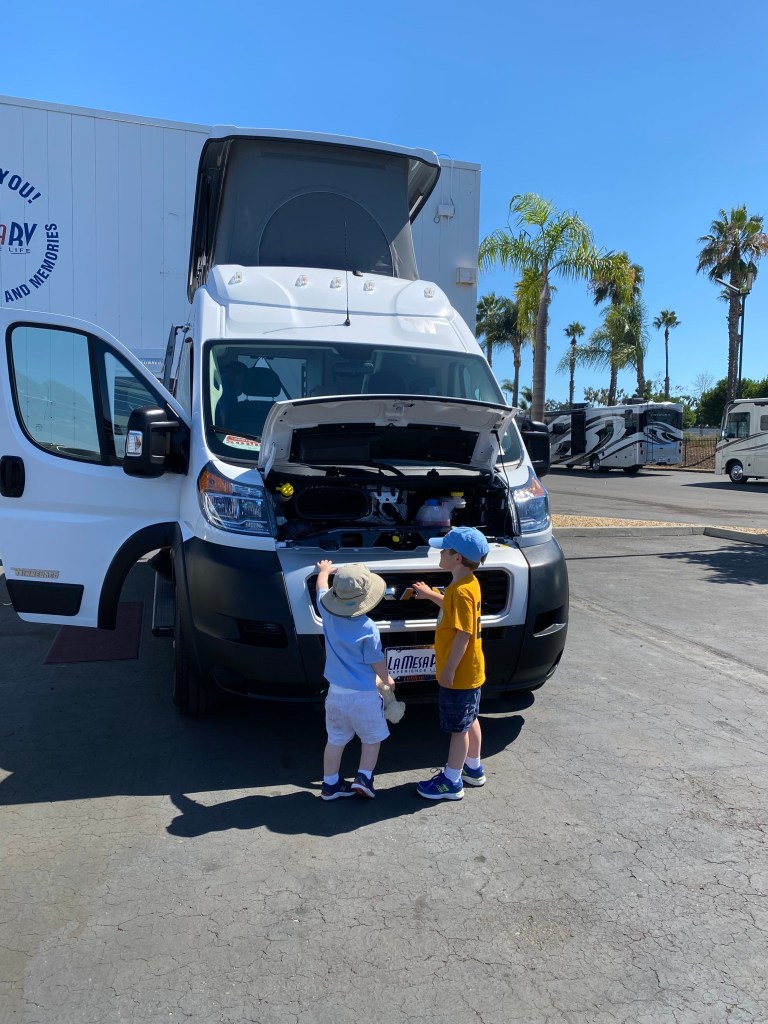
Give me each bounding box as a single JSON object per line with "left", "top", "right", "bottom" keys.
{"left": 461, "top": 763, "right": 486, "bottom": 787}
{"left": 351, "top": 772, "right": 376, "bottom": 798}
{"left": 416, "top": 770, "right": 464, "bottom": 801}
{"left": 321, "top": 777, "right": 355, "bottom": 801}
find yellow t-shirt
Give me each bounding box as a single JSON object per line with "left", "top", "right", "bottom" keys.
{"left": 434, "top": 574, "right": 485, "bottom": 690}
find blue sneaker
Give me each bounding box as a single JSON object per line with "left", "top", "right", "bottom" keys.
{"left": 351, "top": 772, "right": 376, "bottom": 798}
{"left": 461, "top": 763, "right": 486, "bottom": 787}
{"left": 416, "top": 770, "right": 464, "bottom": 801}
{"left": 321, "top": 777, "right": 355, "bottom": 801}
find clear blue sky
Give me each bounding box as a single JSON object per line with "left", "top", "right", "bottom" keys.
{"left": 2, "top": 0, "right": 767, "bottom": 404}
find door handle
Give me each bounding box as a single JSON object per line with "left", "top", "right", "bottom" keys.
{"left": 0, "top": 456, "right": 25, "bottom": 497}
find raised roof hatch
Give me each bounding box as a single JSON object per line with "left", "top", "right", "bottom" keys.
{"left": 188, "top": 128, "right": 441, "bottom": 300}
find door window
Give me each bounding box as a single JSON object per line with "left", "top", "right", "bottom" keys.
{"left": 7, "top": 323, "right": 167, "bottom": 465}
{"left": 9, "top": 325, "right": 101, "bottom": 461}
{"left": 103, "top": 353, "right": 161, "bottom": 460}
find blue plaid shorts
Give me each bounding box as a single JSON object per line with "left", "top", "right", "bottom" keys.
{"left": 438, "top": 686, "right": 482, "bottom": 733}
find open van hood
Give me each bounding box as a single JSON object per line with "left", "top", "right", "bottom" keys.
{"left": 257, "top": 396, "right": 518, "bottom": 477}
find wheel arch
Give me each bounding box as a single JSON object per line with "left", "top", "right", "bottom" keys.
{"left": 97, "top": 522, "right": 180, "bottom": 629}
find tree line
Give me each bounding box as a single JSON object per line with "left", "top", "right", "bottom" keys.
{"left": 476, "top": 196, "right": 768, "bottom": 422}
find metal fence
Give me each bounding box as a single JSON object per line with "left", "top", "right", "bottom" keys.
{"left": 680, "top": 434, "right": 717, "bottom": 471}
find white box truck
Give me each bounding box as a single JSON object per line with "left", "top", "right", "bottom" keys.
{"left": 0, "top": 106, "right": 568, "bottom": 714}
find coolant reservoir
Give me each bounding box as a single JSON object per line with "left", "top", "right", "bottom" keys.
{"left": 414, "top": 498, "right": 451, "bottom": 531}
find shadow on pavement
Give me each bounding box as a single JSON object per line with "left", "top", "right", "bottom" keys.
{"left": 660, "top": 544, "right": 768, "bottom": 585}
{"left": 683, "top": 479, "right": 768, "bottom": 492}
{"left": 0, "top": 558, "right": 531, "bottom": 809}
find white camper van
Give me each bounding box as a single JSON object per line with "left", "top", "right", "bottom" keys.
{"left": 0, "top": 128, "right": 568, "bottom": 714}
{"left": 715, "top": 398, "right": 768, "bottom": 484}
{"left": 547, "top": 401, "right": 683, "bottom": 473}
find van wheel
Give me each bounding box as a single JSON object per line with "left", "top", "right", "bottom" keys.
{"left": 173, "top": 601, "right": 217, "bottom": 716}
{"left": 623, "top": 465, "right": 641, "bottom": 475}
{"left": 728, "top": 461, "right": 748, "bottom": 485}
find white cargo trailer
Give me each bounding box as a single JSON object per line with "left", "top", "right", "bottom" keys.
{"left": 0, "top": 95, "right": 481, "bottom": 366}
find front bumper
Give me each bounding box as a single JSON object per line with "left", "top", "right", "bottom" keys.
{"left": 176, "top": 536, "right": 568, "bottom": 701}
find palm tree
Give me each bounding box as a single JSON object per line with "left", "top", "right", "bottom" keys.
{"left": 476, "top": 293, "right": 502, "bottom": 364}
{"left": 560, "top": 321, "right": 585, "bottom": 406}
{"left": 612, "top": 299, "right": 649, "bottom": 398}
{"left": 570, "top": 301, "right": 647, "bottom": 405}
{"left": 479, "top": 193, "right": 628, "bottom": 420}
{"left": 697, "top": 206, "right": 768, "bottom": 399}
{"left": 652, "top": 310, "right": 680, "bottom": 401}
{"left": 476, "top": 293, "right": 527, "bottom": 406}
{"left": 590, "top": 251, "right": 644, "bottom": 307}
{"left": 499, "top": 378, "right": 515, "bottom": 404}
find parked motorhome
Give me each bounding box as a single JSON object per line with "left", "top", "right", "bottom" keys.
{"left": 715, "top": 398, "right": 768, "bottom": 484}
{"left": 0, "top": 117, "right": 568, "bottom": 714}
{"left": 547, "top": 402, "right": 683, "bottom": 473}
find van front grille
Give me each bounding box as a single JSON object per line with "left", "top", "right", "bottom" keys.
{"left": 308, "top": 569, "right": 509, "bottom": 622}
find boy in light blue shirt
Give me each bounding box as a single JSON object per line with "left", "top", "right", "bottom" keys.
{"left": 315, "top": 560, "right": 396, "bottom": 800}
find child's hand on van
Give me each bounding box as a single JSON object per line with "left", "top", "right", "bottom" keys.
{"left": 412, "top": 581, "right": 443, "bottom": 607}
{"left": 315, "top": 559, "right": 336, "bottom": 592}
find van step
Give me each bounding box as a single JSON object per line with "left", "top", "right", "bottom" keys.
{"left": 152, "top": 571, "right": 176, "bottom": 638}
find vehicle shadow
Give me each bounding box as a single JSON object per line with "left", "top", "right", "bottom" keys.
{"left": 683, "top": 479, "right": 768, "bottom": 492}
{"left": 0, "top": 564, "right": 531, "bottom": 809}
{"left": 660, "top": 544, "right": 768, "bottom": 585}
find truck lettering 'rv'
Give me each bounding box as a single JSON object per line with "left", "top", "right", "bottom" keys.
{"left": 547, "top": 402, "right": 683, "bottom": 473}
{"left": 715, "top": 398, "right": 768, "bottom": 484}
{"left": 0, "top": 113, "right": 568, "bottom": 714}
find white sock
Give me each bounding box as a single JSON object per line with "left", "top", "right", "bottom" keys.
{"left": 357, "top": 769, "right": 373, "bottom": 780}
{"left": 324, "top": 773, "right": 339, "bottom": 786}
{"left": 465, "top": 757, "right": 481, "bottom": 770}
{"left": 444, "top": 766, "right": 462, "bottom": 784}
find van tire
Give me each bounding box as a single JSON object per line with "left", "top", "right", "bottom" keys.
{"left": 173, "top": 601, "right": 216, "bottom": 716}
{"left": 728, "top": 461, "right": 748, "bottom": 485}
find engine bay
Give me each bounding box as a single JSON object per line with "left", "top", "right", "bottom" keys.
{"left": 265, "top": 464, "right": 517, "bottom": 550}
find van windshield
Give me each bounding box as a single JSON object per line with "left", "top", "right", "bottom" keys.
{"left": 204, "top": 340, "right": 507, "bottom": 459}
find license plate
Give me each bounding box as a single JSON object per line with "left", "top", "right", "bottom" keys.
{"left": 386, "top": 645, "right": 436, "bottom": 682}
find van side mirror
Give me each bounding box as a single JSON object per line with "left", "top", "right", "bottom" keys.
{"left": 518, "top": 420, "right": 551, "bottom": 478}
{"left": 123, "top": 407, "right": 187, "bottom": 477}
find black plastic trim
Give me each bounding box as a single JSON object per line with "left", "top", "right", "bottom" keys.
{"left": 98, "top": 522, "right": 179, "bottom": 629}
{"left": 6, "top": 579, "right": 83, "bottom": 616}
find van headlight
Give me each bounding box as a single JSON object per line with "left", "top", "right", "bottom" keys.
{"left": 197, "top": 463, "right": 275, "bottom": 536}
{"left": 511, "top": 469, "right": 551, "bottom": 534}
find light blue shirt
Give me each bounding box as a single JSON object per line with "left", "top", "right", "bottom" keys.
{"left": 317, "top": 588, "right": 384, "bottom": 691}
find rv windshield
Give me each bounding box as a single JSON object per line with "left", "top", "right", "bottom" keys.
{"left": 646, "top": 408, "right": 682, "bottom": 427}
{"left": 204, "top": 340, "right": 508, "bottom": 460}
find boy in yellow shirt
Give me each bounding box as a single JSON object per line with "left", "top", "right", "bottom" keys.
{"left": 412, "top": 526, "right": 489, "bottom": 800}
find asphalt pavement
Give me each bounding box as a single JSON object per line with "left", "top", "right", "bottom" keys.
{"left": 545, "top": 465, "right": 768, "bottom": 532}
{"left": 2, "top": 520, "right": 768, "bottom": 1023}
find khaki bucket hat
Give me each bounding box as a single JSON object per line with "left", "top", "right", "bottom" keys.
{"left": 320, "top": 563, "right": 386, "bottom": 618}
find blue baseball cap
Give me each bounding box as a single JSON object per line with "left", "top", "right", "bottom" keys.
{"left": 429, "top": 526, "right": 489, "bottom": 562}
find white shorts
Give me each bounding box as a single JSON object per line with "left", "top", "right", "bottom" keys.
{"left": 325, "top": 688, "right": 390, "bottom": 746}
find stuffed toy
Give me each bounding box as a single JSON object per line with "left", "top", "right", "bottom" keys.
{"left": 377, "top": 680, "right": 406, "bottom": 723}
